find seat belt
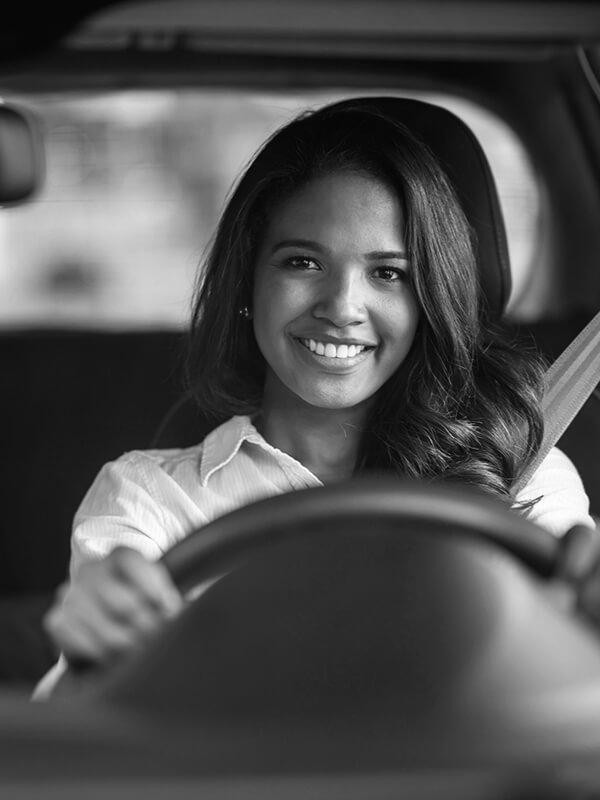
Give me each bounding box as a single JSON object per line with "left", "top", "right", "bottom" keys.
{"left": 512, "top": 309, "right": 600, "bottom": 495}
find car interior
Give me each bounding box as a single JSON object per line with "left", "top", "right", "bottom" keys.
{"left": 1, "top": 1, "right": 600, "bottom": 796}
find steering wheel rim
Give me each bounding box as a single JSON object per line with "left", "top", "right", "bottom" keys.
{"left": 81, "top": 474, "right": 600, "bottom": 786}
{"left": 60, "top": 478, "right": 557, "bottom": 682}
{"left": 161, "top": 477, "right": 559, "bottom": 594}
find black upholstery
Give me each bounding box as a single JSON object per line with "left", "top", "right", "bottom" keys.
{"left": 0, "top": 330, "right": 187, "bottom": 684}
{"left": 0, "top": 329, "right": 187, "bottom": 595}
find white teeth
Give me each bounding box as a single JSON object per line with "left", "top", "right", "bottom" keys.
{"left": 300, "top": 339, "right": 368, "bottom": 359}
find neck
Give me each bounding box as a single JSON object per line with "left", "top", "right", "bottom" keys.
{"left": 258, "top": 389, "right": 369, "bottom": 485}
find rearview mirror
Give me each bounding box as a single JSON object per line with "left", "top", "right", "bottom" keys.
{"left": 0, "top": 101, "right": 44, "bottom": 204}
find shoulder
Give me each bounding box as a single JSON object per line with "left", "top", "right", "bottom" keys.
{"left": 115, "top": 441, "right": 206, "bottom": 478}
{"left": 77, "top": 415, "right": 248, "bottom": 511}
{"left": 518, "top": 447, "right": 587, "bottom": 495}
{"left": 70, "top": 435, "right": 219, "bottom": 568}
{"left": 514, "top": 447, "right": 595, "bottom": 536}
{"left": 70, "top": 416, "right": 258, "bottom": 566}
{"left": 108, "top": 414, "right": 250, "bottom": 485}
{"left": 82, "top": 441, "right": 205, "bottom": 498}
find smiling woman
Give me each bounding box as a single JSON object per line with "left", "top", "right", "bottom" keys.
{"left": 186, "top": 99, "right": 521, "bottom": 491}
{"left": 253, "top": 173, "right": 418, "bottom": 416}
{"left": 37, "top": 96, "right": 594, "bottom": 697}
{"left": 251, "top": 171, "right": 419, "bottom": 482}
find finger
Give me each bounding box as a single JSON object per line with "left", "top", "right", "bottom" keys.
{"left": 554, "top": 525, "right": 600, "bottom": 584}
{"left": 43, "top": 603, "right": 106, "bottom": 665}
{"left": 93, "top": 580, "right": 166, "bottom": 635}
{"left": 47, "top": 587, "right": 147, "bottom": 665}
{"left": 577, "top": 561, "right": 600, "bottom": 626}
{"left": 108, "top": 548, "right": 183, "bottom": 617}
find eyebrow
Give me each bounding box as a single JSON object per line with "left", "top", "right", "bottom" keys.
{"left": 271, "top": 239, "right": 409, "bottom": 261}
{"left": 366, "top": 250, "right": 409, "bottom": 262}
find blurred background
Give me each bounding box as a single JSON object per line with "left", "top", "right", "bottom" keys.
{"left": 0, "top": 88, "right": 540, "bottom": 329}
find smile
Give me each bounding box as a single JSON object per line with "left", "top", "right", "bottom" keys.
{"left": 296, "top": 338, "right": 375, "bottom": 359}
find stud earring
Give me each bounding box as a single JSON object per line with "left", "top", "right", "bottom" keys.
{"left": 239, "top": 306, "right": 252, "bottom": 320}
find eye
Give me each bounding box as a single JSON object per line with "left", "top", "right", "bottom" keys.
{"left": 283, "top": 255, "right": 321, "bottom": 271}
{"left": 372, "top": 266, "right": 408, "bottom": 283}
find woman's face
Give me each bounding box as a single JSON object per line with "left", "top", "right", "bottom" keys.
{"left": 252, "top": 170, "right": 420, "bottom": 414}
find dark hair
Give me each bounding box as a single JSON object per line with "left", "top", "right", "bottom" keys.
{"left": 186, "top": 101, "right": 545, "bottom": 501}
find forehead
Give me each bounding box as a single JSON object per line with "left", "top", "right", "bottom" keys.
{"left": 263, "top": 171, "right": 405, "bottom": 248}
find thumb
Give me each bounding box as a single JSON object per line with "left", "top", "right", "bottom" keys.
{"left": 555, "top": 524, "right": 600, "bottom": 624}
{"left": 555, "top": 525, "right": 600, "bottom": 584}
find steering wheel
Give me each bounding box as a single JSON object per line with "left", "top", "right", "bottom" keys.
{"left": 160, "top": 476, "right": 559, "bottom": 592}
{"left": 90, "top": 476, "right": 599, "bottom": 714}
{"left": 46, "top": 479, "right": 600, "bottom": 793}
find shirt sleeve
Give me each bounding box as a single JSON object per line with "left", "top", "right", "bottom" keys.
{"left": 68, "top": 451, "right": 175, "bottom": 578}
{"left": 514, "top": 447, "right": 596, "bottom": 536}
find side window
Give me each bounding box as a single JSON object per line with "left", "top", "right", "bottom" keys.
{"left": 0, "top": 90, "right": 540, "bottom": 328}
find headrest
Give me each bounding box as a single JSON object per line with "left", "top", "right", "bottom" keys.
{"left": 324, "top": 97, "right": 511, "bottom": 319}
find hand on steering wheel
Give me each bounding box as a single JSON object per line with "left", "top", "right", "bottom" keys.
{"left": 54, "top": 477, "right": 600, "bottom": 707}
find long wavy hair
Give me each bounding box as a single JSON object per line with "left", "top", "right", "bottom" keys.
{"left": 185, "top": 101, "right": 545, "bottom": 501}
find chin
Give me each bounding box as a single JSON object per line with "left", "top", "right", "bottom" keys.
{"left": 296, "top": 390, "right": 371, "bottom": 412}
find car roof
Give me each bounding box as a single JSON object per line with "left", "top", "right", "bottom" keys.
{"left": 4, "top": 0, "right": 600, "bottom": 68}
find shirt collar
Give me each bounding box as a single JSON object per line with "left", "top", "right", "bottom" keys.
{"left": 199, "top": 415, "right": 264, "bottom": 486}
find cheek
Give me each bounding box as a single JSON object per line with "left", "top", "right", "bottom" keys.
{"left": 380, "top": 294, "right": 420, "bottom": 353}
{"left": 253, "top": 273, "right": 311, "bottom": 337}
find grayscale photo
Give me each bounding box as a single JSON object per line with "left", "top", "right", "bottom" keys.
{"left": 1, "top": 1, "right": 600, "bottom": 797}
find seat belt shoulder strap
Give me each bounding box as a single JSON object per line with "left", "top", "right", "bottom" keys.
{"left": 512, "top": 309, "right": 600, "bottom": 495}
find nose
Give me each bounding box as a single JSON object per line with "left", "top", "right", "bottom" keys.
{"left": 311, "top": 267, "right": 368, "bottom": 328}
